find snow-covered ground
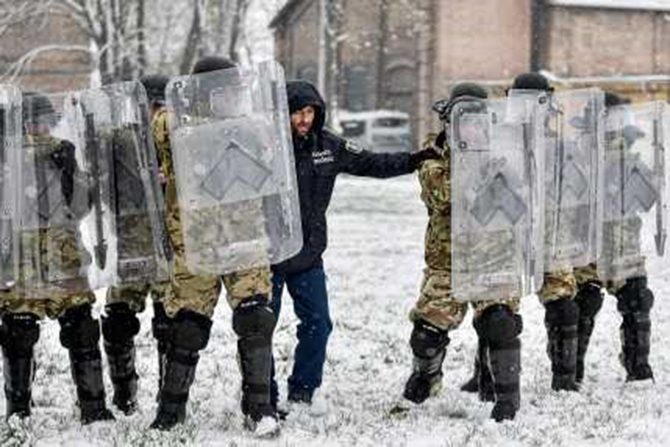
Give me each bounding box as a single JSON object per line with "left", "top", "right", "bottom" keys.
{"left": 1, "top": 175, "right": 669, "bottom": 446}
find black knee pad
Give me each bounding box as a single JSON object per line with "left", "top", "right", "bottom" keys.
{"left": 232, "top": 295, "right": 277, "bottom": 339}
{"left": 1, "top": 313, "right": 40, "bottom": 351}
{"left": 617, "top": 277, "right": 654, "bottom": 314}
{"left": 575, "top": 283, "right": 604, "bottom": 319}
{"left": 476, "top": 305, "right": 523, "bottom": 343}
{"left": 152, "top": 301, "right": 171, "bottom": 344}
{"left": 544, "top": 298, "right": 579, "bottom": 327}
{"left": 59, "top": 304, "right": 101, "bottom": 350}
{"left": 101, "top": 303, "right": 140, "bottom": 345}
{"left": 410, "top": 320, "right": 450, "bottom": 359}
{"left": 169, "top": 310, "right": 212, "bottom": 352}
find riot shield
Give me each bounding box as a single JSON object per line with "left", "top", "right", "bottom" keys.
{"left": 77, "top": 81, "right": 171, "bottom": 286}
{"left": 17, "top": 85, "right": 169, "bottom": 297}
{"left": 166, "top": 60, "right": 302, "bottom": 275}
{"left": 18, "top": 91, "right": 99, "bottom": 297}
{"left": 0, "top": 85, "right": 21, "bottom": 289}
{"left": 542, "top": 89, "right": 605, "bottom": 270}
{"left": 450, "top": 96, "right": 544, "bottom": 301}
{"left": 600, "top": 101, "right": 669, "bottom": 284}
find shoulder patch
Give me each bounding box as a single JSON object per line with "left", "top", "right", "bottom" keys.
{"left": 344, "top": 139, "right": 363, "bottom": 154}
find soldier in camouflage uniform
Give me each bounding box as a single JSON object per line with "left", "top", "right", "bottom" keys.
{"left": 149, "top": 57, "right": 278, "bottom": 435}
{"left": 0, "top": 92, "right": 114, "bottom": 423}
{"left": 596, "top": 92, "right": 655, "bottom": 382}
{"left": 101, "top": 75, "right": 172, "bottom": 416}
{"left": 404, "top": 83, "right": 523, "bottom": 423}
{"left": 552, "top": 92, "right": 655, "bottom": 384}
{"left": 461, "top": 74, "right": 605, "bottom": 395}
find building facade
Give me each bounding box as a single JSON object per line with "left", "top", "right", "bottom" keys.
{"left": 272, "top": 0, "right": 670, "bottom": 143}
{"left": 1, "top": 11, "right": 91, "bottom": 92}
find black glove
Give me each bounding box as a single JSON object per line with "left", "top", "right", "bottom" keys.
{"left": 50, "top": 140, "right": 77, "bottom": 177}
{"left": 409, "top": 145, "right": 441, "bottom": 171}
{"left": 51, "top": 141, "right": 78, "bottom": 206}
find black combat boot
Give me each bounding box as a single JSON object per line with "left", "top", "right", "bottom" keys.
{"left": 1, "top": 314, "right": 40, "bottom": 419}
{"left": 150, "top": 310, "right": 211, "bottom": 430}
{"left": 477, "top": 305, "right": 522, "bottom": 422}
{"left": 59, "top": 304, "right": 115, "bottom": 424}
{"left": 574, "top": 282, "right": 604, "bottom": 383}
{"left": 544, "top": 299, "right": 580, "bottom": 391}
{"left": 460, "top": 352, "right": 480, "bottom": 393}
{"left": 460, "top": 318, "right": 495, "bottom": 402}
{"left": 403, "top": 320, "right": 449, "bottom": 404}
{"left": 233, "top": 295, "right": 280, "bottom": 438}
{"left": 101, "top": 302, "right": 140, "bottom": 415}
{"left": 152, "top": 301, "right": 171, "bottom": 401}
{"left": 616, "top": 277, "right": 654, "bottom": 382}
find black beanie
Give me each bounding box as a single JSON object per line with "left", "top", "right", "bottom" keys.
{"left": 449, "top": 82, "right": 488, "bottom": 102}
{"left": 511, "top": 73, "right": 552, "bottom": 92}
{"left": 140, "top": 74, "right": 169, "bottom": 103}
{"left": 192, "top": 56, "right": 236, "bottom": 74}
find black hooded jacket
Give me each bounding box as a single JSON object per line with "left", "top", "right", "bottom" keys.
{"left": 272, "top": 81, "right": 414, "bottom": 275}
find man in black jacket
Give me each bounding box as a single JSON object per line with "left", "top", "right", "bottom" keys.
{"left": 270, "top": 80, "right": 437, "bottom": 407}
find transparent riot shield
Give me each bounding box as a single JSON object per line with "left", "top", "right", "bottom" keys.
{"left": 18, "top": 91, "right": 100, "bottom": 297}
{"left": 600, "top": 101, "right": 669, "bottom": 284}
{"left": 166, "top": 60, "right": 302, "bottom": 275}
{"left": 77, "top": 81, "right": 171, "bottom": 286}
{"left": 542, "top": 89, "right": 605, "bottom": 270}
{"left": 450, "top": 96, "right": 544, "bottom": 301}
{"left": 0, "top": 85, "right": 21, "bottom": 289}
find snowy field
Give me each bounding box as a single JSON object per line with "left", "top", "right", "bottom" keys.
{"left": 1, "top": 175, "right": 669, "bottom": 446}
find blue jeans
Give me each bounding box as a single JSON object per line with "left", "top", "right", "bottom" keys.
{"left": 270, "top": 267, "right": 333, "bottom": 404}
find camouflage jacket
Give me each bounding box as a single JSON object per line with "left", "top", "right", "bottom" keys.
{"left": 419, "top": 133, "right": 451, "bottom": 273}
{"left": 151, "top": 108, "right": 184, "bottom": 254}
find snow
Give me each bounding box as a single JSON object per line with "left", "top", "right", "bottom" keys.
{"left": 2, "top": 175, "right": 670, "bottom": 445}
{"left": 549, "top": 0, "right": 670, "bottom": 12}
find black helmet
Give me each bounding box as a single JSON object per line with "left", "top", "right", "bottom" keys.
{"left": 192, "top": 56, "right": 236, "bottom": 75}
{"left": 140, "top": 74, "right": 169, "bottom": 104}
{"left": 511, "top": 72, "right": 553, "bottom": 92}
{"left": 433, "top": 82, "right": 488, "bottom": 122}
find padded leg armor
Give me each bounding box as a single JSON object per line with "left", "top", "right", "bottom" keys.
{"left": 403, "top": 320, "right": 449, "bottom": 404}
{"left": 460, "top": 350, "right": 480, "bottom": 393}
{"left": 1, "top": 314, "right": 40, "bottom": 419}
{"left": 462, "top": 319, "right": 495, "bottom": 402}
{"left": 59, "top": 304, "right": 115, "bottom": 424}
{"left": 616, "top": 277, "right": 654, "bottom": 382}
{"left": 152, "top": 302, "right": 171, "bottom": 401}
{"left": 150, "top": 311, "right": 211, "bottom": 430}
{"left": 574, "top": 283, "right": 604, "bottom": 383}
{"left": 476, "top": 305, "right": 522, "bottom": 422}
{"left": 233, "top": 295, "right": 279, "bottom": 436}
{"left": 101, "top": 303, "right": 140, "bottom": 415}
{"left": 544, "top": 299, "right": 579, "bottom": 391}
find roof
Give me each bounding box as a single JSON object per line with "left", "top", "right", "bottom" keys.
{"left": 269, "top": 0, "right": 310, "bottom": 29}
{"left": 549, "top": 0, "right": 670, "bottom": 11}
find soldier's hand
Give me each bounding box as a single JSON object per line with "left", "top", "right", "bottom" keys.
{"left": 51, "top": 140, "right": 77, "bottom": 176}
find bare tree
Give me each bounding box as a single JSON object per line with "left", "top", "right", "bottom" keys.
{"left": 52, "top": 0, "right": 149, "bottom": 82}
{"left": 0, "top": 0, "right": 51, "bottom": 40}
{"left": 1, "top": 0, "right": 149, "bottom": 84}
{"left": 1, "top": 0, "right": 264, "bottom": 84}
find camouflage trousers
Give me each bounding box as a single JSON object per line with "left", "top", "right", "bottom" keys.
{"left": 409, "top": 268, "right": 521, "bottom": 331}
{"left": 161, "top": 247, "right": 273, "bottom": 319}
{"left": 106, "top": 282, "right": 168, "bottom": 313}
{"left": 538, "top": 262, "right": 638, "bottom": 303}
{"left": 0, "top": 288, "right": 96, "bottom": 320}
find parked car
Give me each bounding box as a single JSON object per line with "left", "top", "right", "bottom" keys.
{"left": 333, "top": 110, "right": 411, "bottom": 153}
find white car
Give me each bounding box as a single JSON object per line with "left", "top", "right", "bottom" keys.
{"left": 333, "top": 110, "right": 411, "bottom": 153}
